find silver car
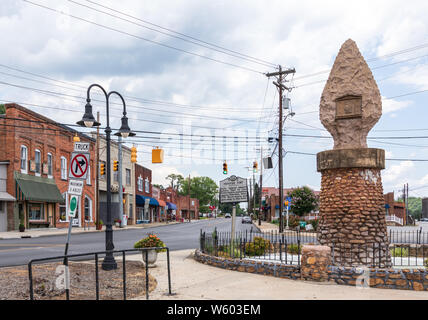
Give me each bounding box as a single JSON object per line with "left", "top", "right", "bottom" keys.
{"left": 224, "top": 213, "right": 231, "bottom": 218}
{"left": 242, "top": 216, "right": 252, "bottom": 224}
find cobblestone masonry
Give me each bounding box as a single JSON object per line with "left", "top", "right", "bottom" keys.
{"left": 194, "top": 249, "right": 428, "bottom": 291}
{"left": 301, "top": 245, "right": 331, "bottom": 281}
{"left": 318, "top": 168, "right": 392, "bottom": 267}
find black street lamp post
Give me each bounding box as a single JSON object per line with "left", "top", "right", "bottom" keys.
{"left": 77, "top": 84, "right": 135, "bottom": 271}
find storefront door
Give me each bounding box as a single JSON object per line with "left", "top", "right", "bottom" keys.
{"left": 0, "top": 202, "right": 7, "bottom": 232}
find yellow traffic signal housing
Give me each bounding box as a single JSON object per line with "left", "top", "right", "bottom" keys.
{"left": 152, "top": 147, "right": 164, "bottom": 163}
{"left": 113, "top": 160, "right": 119, "bottom": 171}
{"left": 253, "top": 161, "right": 258, "bottom": 173}
{"left": 131, "top": 146, "right": 137, "bottom": 163}
{"left": 223, "top": 161, "right": 228, "bottom": 174}
{"left": 100, "top": 162, "right": 105, "bottom": 176}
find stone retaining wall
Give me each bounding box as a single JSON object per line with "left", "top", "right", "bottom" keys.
{"left": 194, "top": 250, "right": 300, "bottom": 280}
{"left": 194, "top": 248, "right": 428, "bottom": 291}
{"left": 328, "top": 266, "right": 428, "bottom": 291}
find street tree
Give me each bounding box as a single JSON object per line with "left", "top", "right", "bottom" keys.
{"left": 179, "top": 176, "right": 218, "bottom": 208}
{"left": 287, "top": 186, "right": 319, "bottom": 217}
{"left": 166, "top": 174, "right": 184, "bottom": 191}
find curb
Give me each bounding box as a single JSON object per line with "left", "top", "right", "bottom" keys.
{"left": 0, "top": 221, "right": 183, "bottom": 240}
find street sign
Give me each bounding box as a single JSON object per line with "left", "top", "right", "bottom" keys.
{"left": 74, "top": 142, "right": 90, "bottom": 152}
{"left": 69, "top": 152, "right": 90, "bottom": 180}
{"left": 68, "top": 195, "right": 79, "bottom": 218}
{"left": 67, "top": 179, "right": 84, "bottom": 196}
{"left": 219, "top": 175, "right": 248, "bottom": 204}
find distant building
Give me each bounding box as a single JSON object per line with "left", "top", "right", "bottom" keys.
{"left": 384, "top": 192, "right": 406, "bottom": 225}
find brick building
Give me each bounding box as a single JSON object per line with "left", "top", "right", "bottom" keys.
{"left": 384, "top": 191, "right": 406, "bottom": 225}
{"left": 135, "top": 163, "right": 153, "bottom": 222}
{"left": 178, "top": 195, "right": 199, "bottom": 220}
{"left": 0, "top": 103, "right": 96, "bottom": 230}
{"left": 160, "top": 186, "right": 178, "bottom": 221}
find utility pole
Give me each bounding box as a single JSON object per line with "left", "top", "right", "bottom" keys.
{"left": 253, "top": 170, "right": 256, "bottom": 220}
{"left": 258, "top": 147, "right": 263, "bottom": 226}
{"left": 406, "top": 183, "right": 410, "bottom": 225}
{"left": 96, "top": 111, "right": 100, "bottom": 229}
{"left": 248, "top": 177, "right": 253, "bottom": 214}
{"left": 188, "top": 174, "right": 191, "bottom": 222}
{"left": 266, "top": 65, "right": 295, "bottom": 233}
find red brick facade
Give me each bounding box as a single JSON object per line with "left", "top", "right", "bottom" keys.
{"left": 0, "top": 103, "right": 96, "bottom": 230}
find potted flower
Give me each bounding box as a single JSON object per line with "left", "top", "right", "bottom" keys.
{"left": 114, "top": 218, "right": 121, "bottom": 227}
{"left": 19, "top": 223, "right": 25, "bottom": 232}
{"left": 134, "top": 234, "right": 166, "bottom": 267}
{"left": 96, "top": 219, "right": 104, "bottom": 230}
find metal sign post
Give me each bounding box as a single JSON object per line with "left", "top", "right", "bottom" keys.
{"left": 219, "top": 176, "right": 248, "bottom": 258}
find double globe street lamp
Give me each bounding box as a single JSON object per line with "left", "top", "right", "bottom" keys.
{"left": 77, "top": 84, "right": 135, "bottom": 270}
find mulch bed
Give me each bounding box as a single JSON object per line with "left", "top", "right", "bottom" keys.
{"left": 0, "top": 260, "right": 156, "bottom": 300}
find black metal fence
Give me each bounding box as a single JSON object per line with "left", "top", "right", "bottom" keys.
{"left": 200, "top": 229, "right": 302, "bottom": 266}
{"left": 200, "top": 229, "right": 428, "bottom": 268}
{"left": 28, "top": 247, "right": 172, "bottom": 300}
{"left": 389, "top": 228, "right": 428, "bottom": 244}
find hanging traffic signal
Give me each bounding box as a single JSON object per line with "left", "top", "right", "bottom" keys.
{"left": 131, "top": 146, "right": 137, "bottom": 163}
{"left": 100, "top": 162, "right": 105, "bottom": 176}
{"left": 152, "top": 147, "right": 164, "bottom": 163}
{"left": 113, "top": 160, "right": 119, "bottom": 171}
{"left": 223, "top": 161, "right": 228, "bottom": 174}
{"left": 253, "top": 161, "right": 258, "bottom": 173}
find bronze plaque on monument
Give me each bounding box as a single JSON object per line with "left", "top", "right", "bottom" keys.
{"left": 335, "top": 95, "right": 362, "bottom": 120}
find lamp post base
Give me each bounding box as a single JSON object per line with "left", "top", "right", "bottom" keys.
{"left": 101, "top": 254, "right": 118, "bottom": 271}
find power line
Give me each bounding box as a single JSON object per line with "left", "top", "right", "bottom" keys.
{"left": 23, "top": 0, "right": 266, "bottom": 75}
{"left": 69, "top": 0, "right": 277, "bottom": 69}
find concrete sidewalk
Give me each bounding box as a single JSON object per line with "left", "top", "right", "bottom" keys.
{"left": 0, "top": 221, "right": 182, "bottom": 240}
{"left": 253, "top": 220, "right": 317, "bottom": 238}
{"left": 139, "top": 249, "right": 428, "bottom": 300}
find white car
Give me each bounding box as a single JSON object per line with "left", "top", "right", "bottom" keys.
{"left": 224, "top": 213, "right": 231, "bottom": 218}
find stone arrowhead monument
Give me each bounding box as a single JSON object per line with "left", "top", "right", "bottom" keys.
{"left": 317, "top": 39, "right": 391, "bottom": 267}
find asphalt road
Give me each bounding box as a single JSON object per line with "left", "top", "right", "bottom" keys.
{"left": 0, "top": 217, "right": 254, "bottom": 267}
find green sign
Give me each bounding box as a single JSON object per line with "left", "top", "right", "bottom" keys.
{"left": 299, "top": 221, "right": 306, "bottom": 228}
{"left": 68, "top": 195, "right": 78, "bottom": 218}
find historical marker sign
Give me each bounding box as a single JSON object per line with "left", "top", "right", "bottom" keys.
{"left": 219, "top": 175, "right": 248, "bottom": 203}
{"left": 69, "top": 152, "right": 90, "bottom": 180}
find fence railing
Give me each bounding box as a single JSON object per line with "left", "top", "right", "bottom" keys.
{"left": 28, "top": 247, "right": 172, "bottom": 300}
{"left": 200, "top": 229, "right": 302, "bottom": 266}
{"left": 386, "top": 215, "right": 403, "bottom": 225}
{"left": 200, "top": 229, "right": 428, "bottom": 268}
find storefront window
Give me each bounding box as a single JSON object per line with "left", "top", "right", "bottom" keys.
{"left": 59, "top": 192, "right": 67, "bottom": 221}
{"left": 84, "top": 196, "right": 92, "bottom": 221}
{"left": 29, "top": 203, "right": 44, "bottom": 221}
{"left": 20, "top": 145, "right": 28, "bottom": 173}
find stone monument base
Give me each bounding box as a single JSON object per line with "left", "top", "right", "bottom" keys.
{"left": 317, "top": 154, "right": 391, "bottom": 267}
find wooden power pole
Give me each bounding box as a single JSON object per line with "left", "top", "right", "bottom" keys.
{"left": 266, "top": 66, "right": 295, "bottom": 233}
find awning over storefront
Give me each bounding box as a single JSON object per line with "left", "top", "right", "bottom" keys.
{"left": 0, "top": 191, "right": 15, "bottom": 201}
{"left": 14, "top": 172, "right": 63, "bottom": 203}
{"left": 166, "top": 202, "right": 177, "bottom": 210}
{"left": 136, "top": 194, "right": 159, "bottom": 206}
{"left": 158, "top": 199, "right": 167, "bottom": 207}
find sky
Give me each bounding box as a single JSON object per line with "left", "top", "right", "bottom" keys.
{"left": 1, "top": 0, "right": 428, "bottom": 200}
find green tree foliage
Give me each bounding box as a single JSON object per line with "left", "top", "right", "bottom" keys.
{"left": 408, "top": 197, "right": 422, "bottom": 220}
{"left": 152, "top": 184, "right": 165, "bottom": 190}
{"left": 218, "top": 202, "right": 244, "bottom": 215}
{"left": 287, "top": 186, "right": 319, "bottom": 217}
{"left": 165, "top": 174, "right": 184, "bottom": 191}
{"left": 0, "top": 104, "right": 5, "bottom": 114}
{"left": 179, "top": 176, "right": 218, "bottom": 207}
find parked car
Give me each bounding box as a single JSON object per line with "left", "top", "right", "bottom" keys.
{"left": 242, "top": 216, "right": 252, "bottom": 224}
{"left": 224, "top": 213, "right": 231, "bottom": 218}
{"left": 420, "top": 218, "right": 428, "bottom": 222}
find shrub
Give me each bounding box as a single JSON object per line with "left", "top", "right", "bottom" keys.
{"left": 244, "top": 237, "right": 271, "bottom": 256}
{"left": 287, "top": 243, "right": 301, "bottom": 254}
{"left": 310, "top": 219, "right": 319, "bottom": 231}
{"left": 390, "top": 247, "right": 409, "bottom": 257}
{"left": 134, "top": 234, "right": 166, "bottom": 252}
{"left": 425, "top": 258, "right": 428, "bottom": 268}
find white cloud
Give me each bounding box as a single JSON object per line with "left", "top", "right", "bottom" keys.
{"left": 382, "top": 160, "right": 414, "bottom": 184}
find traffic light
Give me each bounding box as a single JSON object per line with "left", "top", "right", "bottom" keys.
{"left": 223, "top": 161, "right": 228, "bottom": 174}
{"left": 131, "top": 146, "right": 137, "bottom": 163}
{"left": 100, "top": 162, "right": 105, "bottom": 176}
{"left": 253, "top": 161, "right": 258, "bottom": 173}
{"left": 113, "top": 160, "right": 119, "bottom": 171}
